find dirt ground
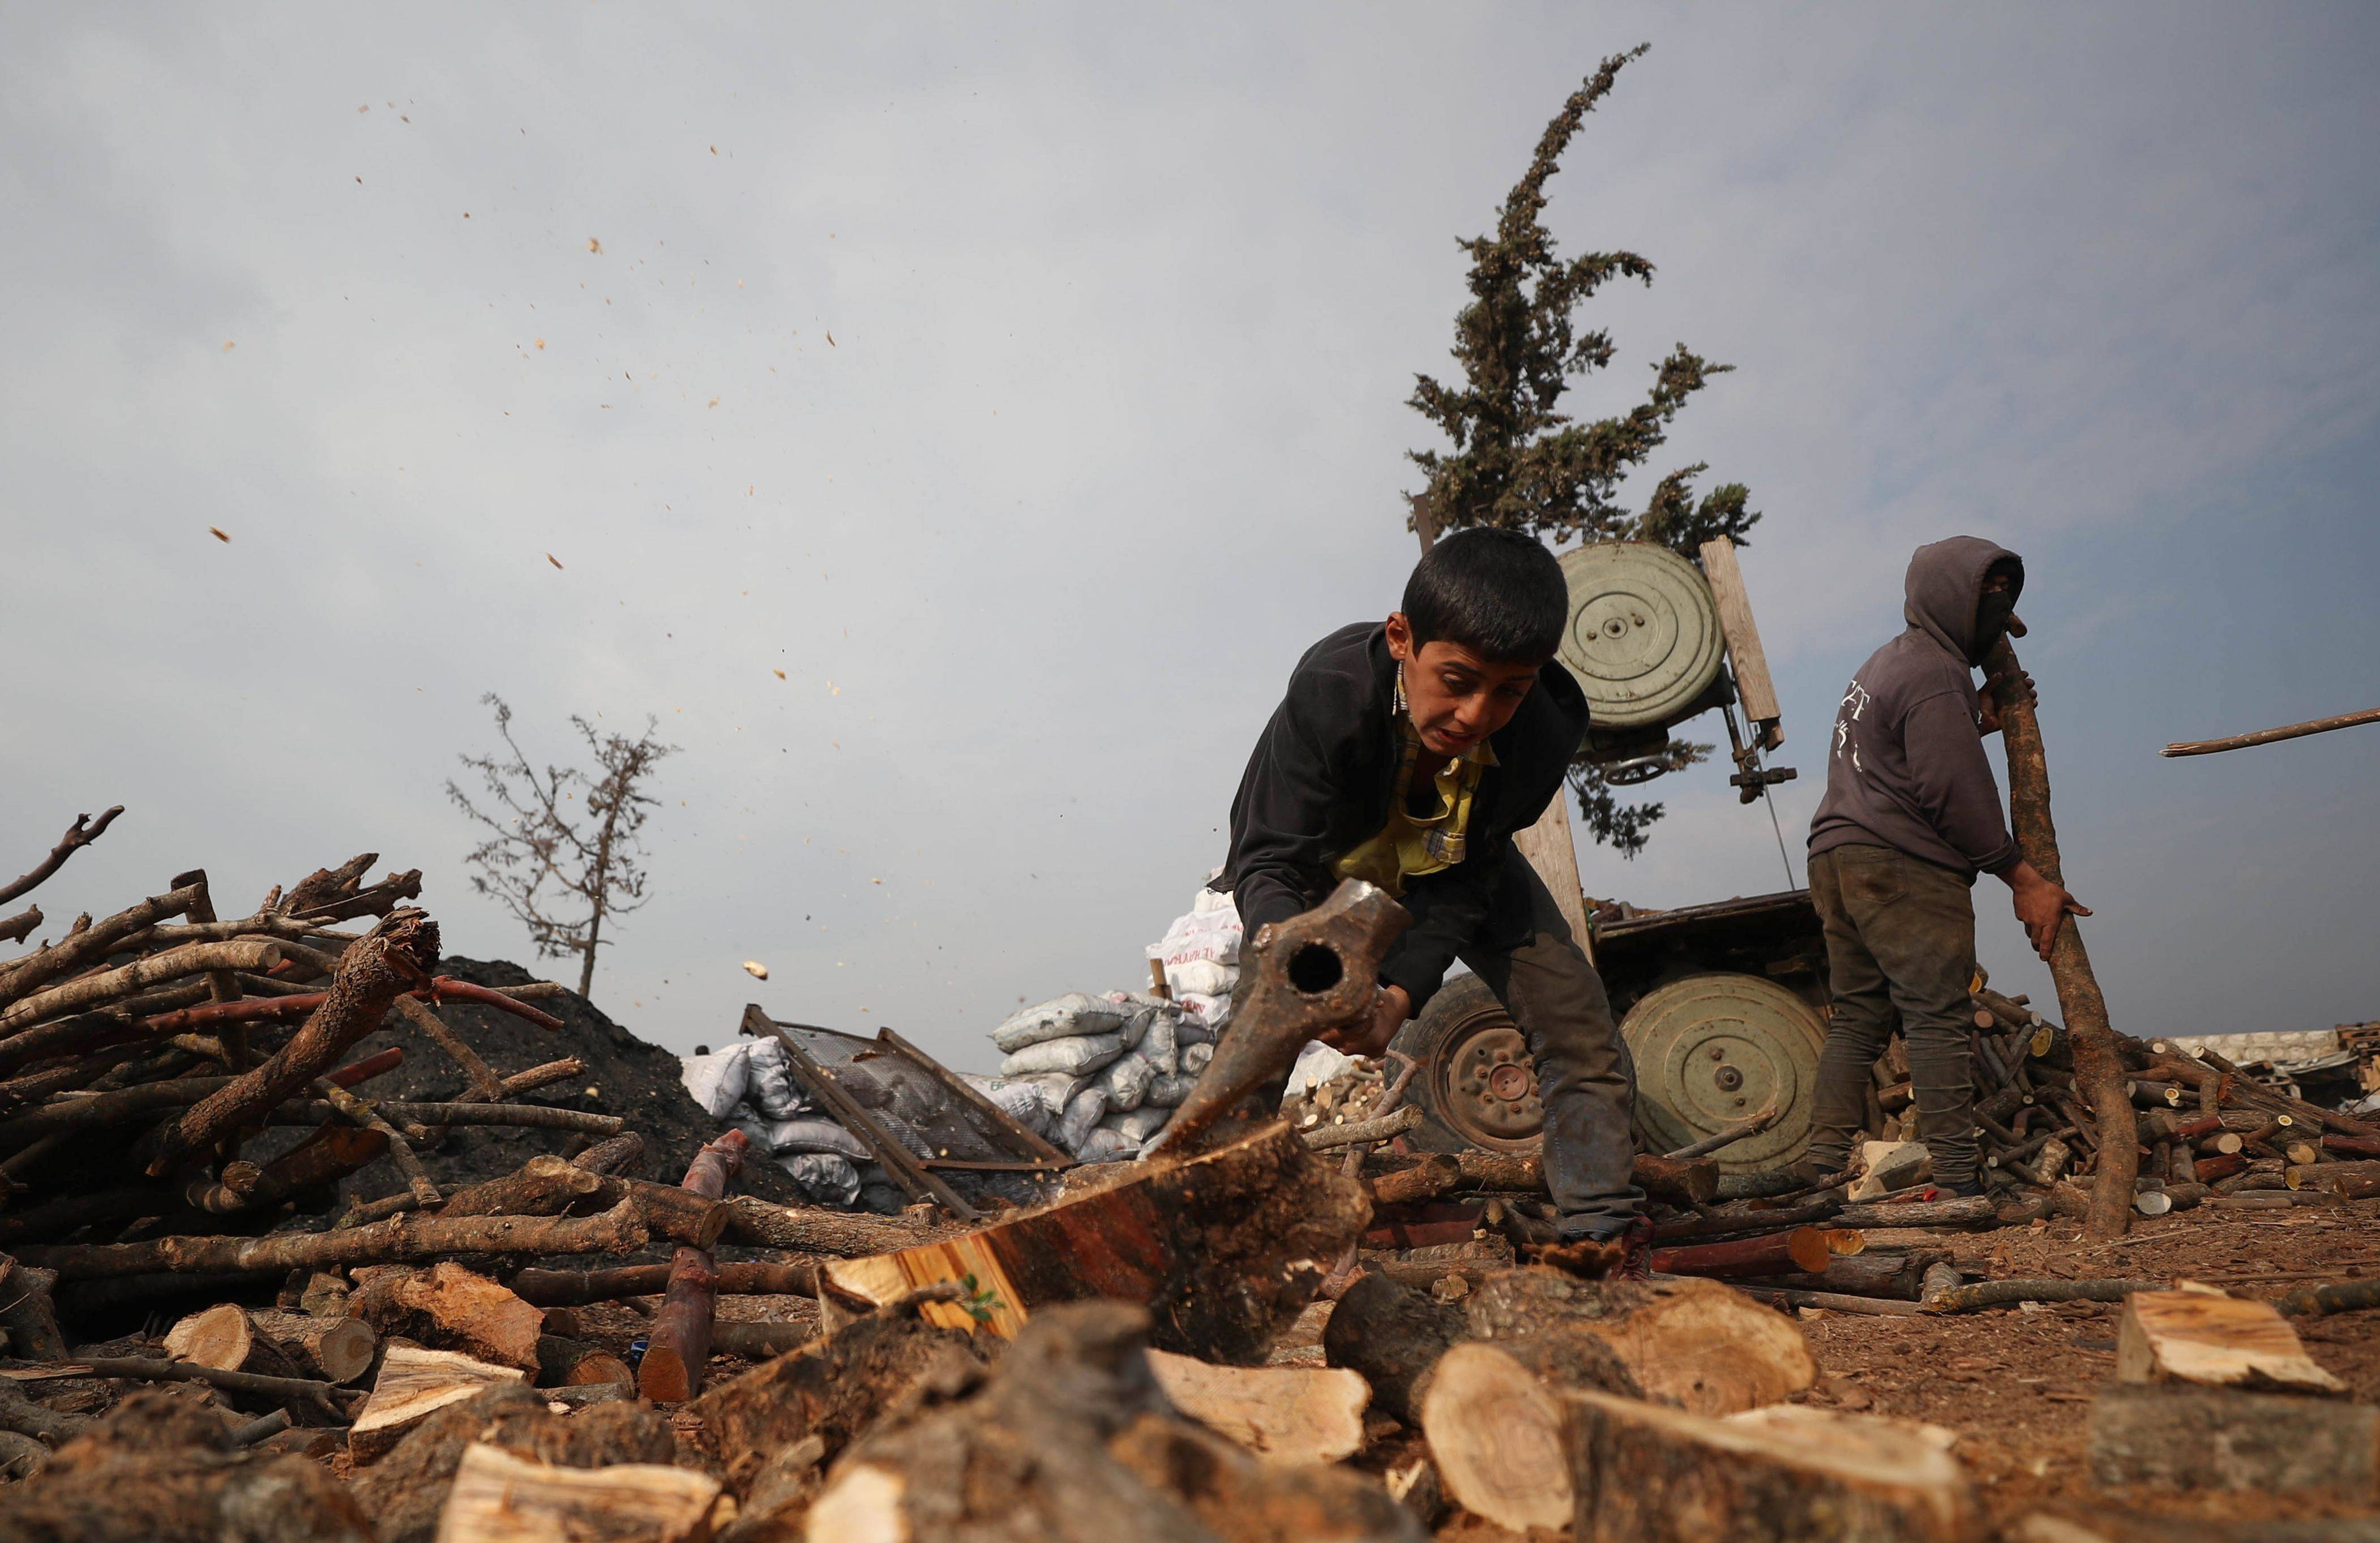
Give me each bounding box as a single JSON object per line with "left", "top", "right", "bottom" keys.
{"left": 1792, "top": 1199, "right": 2380, "bottom": 1528}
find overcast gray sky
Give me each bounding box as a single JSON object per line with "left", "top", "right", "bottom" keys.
{"left": 6, "top": 5, "right": 2376, "bottom": 1068}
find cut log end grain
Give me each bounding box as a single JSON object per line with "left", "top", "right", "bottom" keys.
{"left": 436, "top": 1442, "right": 733, "bottom": 1543}
{"left": 1422, "top": 1335, "right": 1642, "bottom": 1532}
{"left": 1144, "top": 1349, "right": 1368, "bottom": 1466}
{"left": 1321, "top": 1270, "right": 1467, "bottom": 1424}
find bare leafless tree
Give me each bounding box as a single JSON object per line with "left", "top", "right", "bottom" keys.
{"left": 446, "top": 694, "right": 677, "bottom": 998}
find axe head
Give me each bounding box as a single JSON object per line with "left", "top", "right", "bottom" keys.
{"left": 1144, "top": 878, "right": 1410, "bottom": 1158}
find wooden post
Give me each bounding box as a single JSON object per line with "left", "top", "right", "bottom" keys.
{"left": 1987, "top": 637, "right": 2134, "bottom": 1241}
{"left": 1697, "top": 538, "right": 1784, "bottom": 751}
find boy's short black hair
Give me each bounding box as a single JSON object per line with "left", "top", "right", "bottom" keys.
{"left": 1401, "top": 528, "right": 1569, "bottom": 663}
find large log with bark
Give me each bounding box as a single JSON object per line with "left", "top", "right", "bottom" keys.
{"left": 822, "top": 1121, "right": 1368, "bottom": 1365}
{"left": 1466, "top": 1267, "right": 1816, "bottom": 1415}
{"left": 687, "top": 1301, "right": 998, "bottom": 1498}
{"left": 1989, "top": 639, "right": 2134, "bottom": 1240}
{"left": 0, "top": 1386, "right": 374, "bottom": 1542}
{"left": 806, "top": 1301, "right": 1422, "bottom": 1543}
{"left": 146, "top": 908, "right": 440, "bottom": 1177}
{"left": 636, "top": 1128, "right": 750, "bottom": 1403}
{"left": 352, "top": 1261, "right": 545, "bottom": 1370}
{"left": 15, "top": 1195, "right": 647, "bottom": 1279}
{"left": 2087, "top": 1383, "right": 2377, "bottom": 1497}
{"left": 1559, "top": 1396, "right": 1982, "bottom": 1541}
{"left": 510, "top": 1258, "right": 820, "bottom": 1308}
{"left": 720, "top": 1194, "right": 945, "bottom": 1257}
{"left": 1321, "top": 1271, "right": 1469, "bottom": 1424}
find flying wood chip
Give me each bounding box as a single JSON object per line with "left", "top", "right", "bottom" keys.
{"left": 742, "top": 961, "right": 769, "bottom": 980}
{"left": 547, "top": 554, "right": 564, "bottom": 569}
{"left": 208, "top": 527, "right": 230, "bottom": 543}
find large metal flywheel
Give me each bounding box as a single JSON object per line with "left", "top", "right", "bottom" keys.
{"left": 1621, "top": 972, "right": 1826, "bottom": 1174}
{"left": 1556, "top": 541, "right": 1726, "bottom": 730}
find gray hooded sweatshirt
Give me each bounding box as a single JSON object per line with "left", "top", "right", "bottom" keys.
{"left": 1807, "top": 536, "right": 2023, "bottom": 878}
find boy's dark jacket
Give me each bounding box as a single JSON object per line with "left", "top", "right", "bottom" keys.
{"left": 1223, "top": 621, "right": 1589, "bottom": 1014}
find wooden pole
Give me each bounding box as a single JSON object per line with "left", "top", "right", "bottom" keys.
{"left": 2162, "top": 705, "right": 2379, "bottom": 758}
{"left": 635, "top": 1128, "right": 749, "bottom": 1403}
{"left": 1987, "top": 638, "right": 2134, "bottom": 1240}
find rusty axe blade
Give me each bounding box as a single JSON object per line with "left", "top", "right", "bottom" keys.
{"left": 1144, "top": 878, "right": 1410, "bottom": 1158}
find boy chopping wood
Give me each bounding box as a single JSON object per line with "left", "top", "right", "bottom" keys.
{"left": 1797, "top": 535, "right": 2088, "bottom": 1194}
{"left": 1220, "top": 529, "right": 1646, "bottom": 1267}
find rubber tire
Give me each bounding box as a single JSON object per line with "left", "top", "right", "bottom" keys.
{"left": 1387, "top": 974, "right": 1538, "bottom": 1156}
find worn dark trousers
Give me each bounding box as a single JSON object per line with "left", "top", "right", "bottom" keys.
{"left": 1380, "top": 848, "right": 1643, "bottom": 1240}
{"left": 1805, "top": 842, "right": 1981, "bottom": 1186}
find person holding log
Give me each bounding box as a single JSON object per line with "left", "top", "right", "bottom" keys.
{"left": 1219, "top": 529, "right": 1645, "bottom": 1267}
{"left": 1797, "top": 537, "right": 2088, "bottom": 1194}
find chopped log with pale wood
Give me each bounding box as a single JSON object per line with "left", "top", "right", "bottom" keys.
{"left": 536, "top": 1334, "right": 635, "bottom": 1388}
{"left": 1560, "top": 1395, "right": 1982, "bottom": 1541}
{"left": 1466, "top": 1267, "right": 1816, "bottom": 1415}
{"left": 349, "top": 1383, "right": 678, "bottom": 1543}
{"left": 435, "top": 1442, "right": 733, "bottom": 1543}
{"left": 636, "top": 1128, "right": 750, "bottom": 1403}
{"left": 1144, "top": 1348, "right": 1369, "bottom": 1465}
{"left": 2087, "top": 1383, "right": 2378, "bottom": 1496}
{"left": 350, "top": 1344, "right": 529, "bottom": 1463}
{"left": 2116, "top": 1288, "right": 2345, "bottom": 1394}
{"left": 822, "top": 1121, "right": 1369, "bottom": 1365}
{"left": 353, "top": 1262, "right": 545, "bottom": 1370}
{"left": 245, "top": 1309, "right": 377, "bottom": 1385}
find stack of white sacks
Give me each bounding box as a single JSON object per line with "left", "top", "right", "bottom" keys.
{"left": 973, "top": 882, "right": 1239, "bottom": 1163}
{"left": 680, "top": 1037, "right": 887, "bottom": 1207}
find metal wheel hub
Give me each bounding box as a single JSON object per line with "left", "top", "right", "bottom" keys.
{"left": 1620, "top": 972, "right": 1827, "bottom": 1173}
{"left": 1555, "top": 541, "right": 1726, "bottom": 730}
{"left": 1440, "top": 1019, "right": 1543, "bottom": 1147}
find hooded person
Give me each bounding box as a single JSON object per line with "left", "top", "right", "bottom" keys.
{"left": 1799, "top": 536, "right": 2088, "bottom": 1193}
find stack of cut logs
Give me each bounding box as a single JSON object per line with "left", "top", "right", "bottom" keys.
{"left": 1964, "top": 985, "right": 2380, "bottom": 1221}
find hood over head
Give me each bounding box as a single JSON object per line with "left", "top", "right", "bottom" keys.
{"left": 1904, "top": 535, "right": 2023, "bottom": 667}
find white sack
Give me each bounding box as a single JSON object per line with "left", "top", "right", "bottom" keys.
{"left": 1143, "top": 1072, "right": 1199, "bottom": 1108}
{"left": 1104, "top": 1105, "right": 1174, "bottom": 1144}
{"left": 999, "top": 1031, "right": 1125, "bottom": 1079}
{"left": 774, "top": 1151, "right": 861, "bottom": 1208}
{"left": 680, "top": 1045, "right": 753, "bottom": 1119}
{"left": 990, "top": 993, "right": 1130, "bottom": 1054}
{"left": 1058, "top": 1087, "right": 1110, "bottom": 1152}
{"left": 1165, "top": 958, "right": 1235, "bottom": 999}
{"left": 1073, "top": 1127, "right": 1138, "bottom": 1164}
{"left": 1099, "top": 1053, "right": 1154, "bottom": 1113}
{"left": 1182, "top": 1041, "right": 1214, "bottom": 1074}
